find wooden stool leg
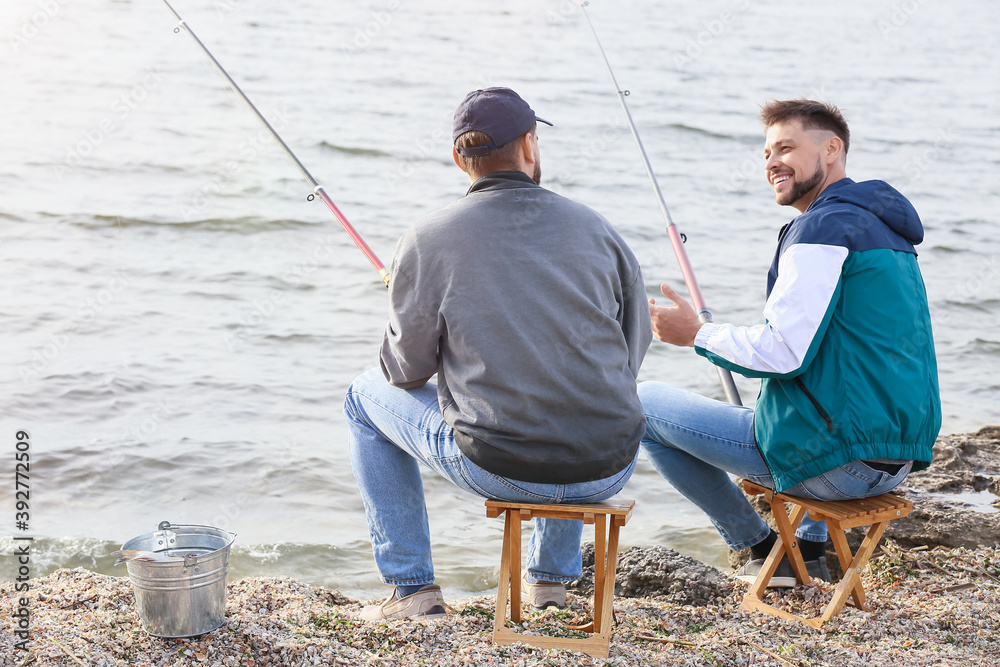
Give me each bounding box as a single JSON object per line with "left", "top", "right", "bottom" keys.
{"left": 592, "top": 514, "right": 607, "bottom": 632}
{"left": 510, "top": 510, "right": 522, "bottom": 623}
{"left": 744, "top": 535, "right": 786, "bottom": 603}
{"left": 770, "top": 501, "right": 811, "bottom": 584}
{"left": 822, "top": 521, "right": 887, "bottom": 621}
{"left": 493, "top": 510, "right": 515, "bottom": 637}
{"left": 741, "top": 503, "right": 811, "bottom": 621}
{"left": 827, "top": 521, "right": 868, "bottom": 611}
{"left": 597, "top": 517, "right": 622, "bottom": 636}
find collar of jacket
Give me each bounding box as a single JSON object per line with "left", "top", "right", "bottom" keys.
{"left": 466, "top": 170, "right": 539, "bottom": 196}
{"left": 776, "top": 177, "right": 856, "bottom": 241}
{"left": 802, "top": 177, "right": 855, "bottom": 214}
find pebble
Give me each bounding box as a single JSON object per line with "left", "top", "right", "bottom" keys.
{"left": 2, "top": 544, "right": 998, "bottom": 665}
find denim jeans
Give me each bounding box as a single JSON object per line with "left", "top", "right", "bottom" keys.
{"left": 344, "top": 368, "right": 637, "bottom": 586}
{"left": 637, "top": 382, "right": 911, "bottom": 549}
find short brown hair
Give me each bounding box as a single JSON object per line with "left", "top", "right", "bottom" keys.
{"left": 454, "top": 124, "right": 534, "bottom": 177}
{"left": 760, "top": 99, "right": 850, "bottom": 154}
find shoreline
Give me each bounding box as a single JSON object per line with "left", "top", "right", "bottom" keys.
{"left": 4, "top": 427, "right": 998, "bottom": 665}
{"left": 3, "top": 541, "right": 998, "bottom": 666}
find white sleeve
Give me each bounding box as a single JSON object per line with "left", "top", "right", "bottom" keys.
{"left": 694, "top": 243, "right": 848, "bottom": 377}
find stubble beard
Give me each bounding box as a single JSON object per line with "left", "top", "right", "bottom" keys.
{"left": 776, "top": 158, "right": 823, "bottom": 207}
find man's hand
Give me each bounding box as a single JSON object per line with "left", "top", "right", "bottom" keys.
{"left": 648, "top": 283, "right": 702, "bottom": 347}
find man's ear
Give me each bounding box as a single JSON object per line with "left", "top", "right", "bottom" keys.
{"left": 826, "top": 135, "right": 844, "bottom": 164}
{"left": 520, "top": 132, "right": 535, "bottom": 164}
{"left": 452, "top": 146, "right": 465, "bottom": 170}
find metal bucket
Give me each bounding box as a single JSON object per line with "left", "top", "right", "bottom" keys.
{"left": 120, "top": 521, "right": 237, "bottom": 638}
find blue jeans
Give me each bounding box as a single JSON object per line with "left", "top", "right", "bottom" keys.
{"left": 637, "top": 382, "right": 911, "bottom": 549}
{"left": 344, "top": 368, "right": 637, "bottom": 586}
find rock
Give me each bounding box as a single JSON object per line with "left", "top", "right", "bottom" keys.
{"left": 887, "top": 426, "right": 1000, "bottom": 548}
{"left": 884, "top": 497, "right": 1000, "bottom": 549}
{"left": 903, "top": 427, "right": 1000, "bottom": 492}
{"left": 568, "top": 543, "right": 732, "bottom": 604}
{"left": 975, "top": 425, "right": 1000, "bottom": 439}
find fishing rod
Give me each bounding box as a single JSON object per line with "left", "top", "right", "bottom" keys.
{"left": 160, "top": 0, "right": 390, "bottom": 287}
{"left": 577, "top": 1, "right": 742, "bottom": 406}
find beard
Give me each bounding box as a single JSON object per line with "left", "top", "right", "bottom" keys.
{"left": 531, "top": 162, "right": 542, "bottom": 184}
{"left": 776, "top": 158, "right": 823, "bottom": 207}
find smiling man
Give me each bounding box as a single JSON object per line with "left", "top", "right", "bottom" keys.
{"left": 638, "top": 99, "right": 941, "bottom": 586}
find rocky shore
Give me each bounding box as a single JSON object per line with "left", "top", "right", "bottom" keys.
{"left": 3, "top": 428, "right": 998, "bottom": 666}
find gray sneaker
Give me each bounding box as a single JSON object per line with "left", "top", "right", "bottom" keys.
{"left": 522, "top": 575, "right": 567, "bottom": 609}
{"left": 360, "top": 584, "right": 448, "bottom": 621}
{"left": 735, "top": 556, "right": 831, "bottom": 588}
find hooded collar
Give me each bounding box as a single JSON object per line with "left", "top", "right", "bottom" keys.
{"left": 807, "top": 177, "right": 924, "bottom": 245}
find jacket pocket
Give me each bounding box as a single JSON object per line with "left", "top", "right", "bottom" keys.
{"left": 794, "top": 378, "right": 834, "bottom": 433}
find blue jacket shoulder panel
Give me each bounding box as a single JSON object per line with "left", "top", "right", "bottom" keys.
{"left": 767, "top": 179, "right": 922, "bottom": 296}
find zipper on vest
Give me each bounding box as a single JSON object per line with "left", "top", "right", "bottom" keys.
{"left": 794, "top": 377, "right": 834, "bottom": 433}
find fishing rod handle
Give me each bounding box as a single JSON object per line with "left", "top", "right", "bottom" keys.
{"left": 694, "top": 310, "right": 743, "bottom": 406}
{"left": 717, "top": 368, "right": 743, "bottom": 406}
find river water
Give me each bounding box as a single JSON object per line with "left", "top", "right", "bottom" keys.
{"left": 1, "top": 0, "right": 997, "bottom": 600}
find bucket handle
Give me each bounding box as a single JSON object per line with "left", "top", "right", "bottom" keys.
{"left": 155, "top": 520, "right": 237, "bottom": 544}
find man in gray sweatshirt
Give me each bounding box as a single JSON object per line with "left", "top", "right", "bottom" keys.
{"left": 344, "top": 87, "right": 651, "bottom": 620}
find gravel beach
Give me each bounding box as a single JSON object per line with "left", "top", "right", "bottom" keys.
{"left": 3, "top": 541, "right": 998, "bottom": 666}
{"left": 6, "top": 429, "right": 998, "bottom": 665}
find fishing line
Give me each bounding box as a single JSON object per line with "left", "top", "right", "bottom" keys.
{"left": 160, "top": 0, "right": 390, "bottom": 287}
{"left": 577, "top": 1, "right": 742, "bottom": 406}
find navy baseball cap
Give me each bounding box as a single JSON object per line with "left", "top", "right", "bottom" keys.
{"left": 453, "top": 87, "right": 552, "bottom": 157}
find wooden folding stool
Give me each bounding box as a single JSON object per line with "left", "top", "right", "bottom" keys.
{"left": 485, "top": 499, "right": 634, "bottom": 659}
{"left": 739, "top": 480, "right": 914, "bottom": 627}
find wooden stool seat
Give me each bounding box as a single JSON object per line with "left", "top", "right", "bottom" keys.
{"left": 485, "top": 499, "right": 634, "bottom": 659}
{"left": 739, "top": 480, "right": 914, "bottom": 627}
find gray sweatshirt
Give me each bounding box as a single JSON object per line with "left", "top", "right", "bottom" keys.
{"left": 380, "top": 171, "right": 651, "bottom": 484}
